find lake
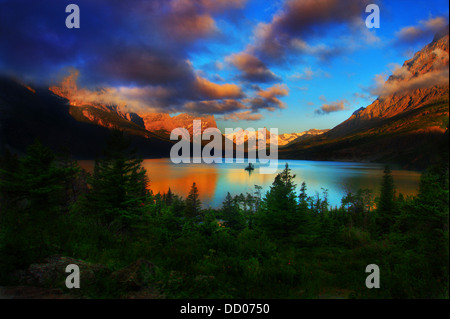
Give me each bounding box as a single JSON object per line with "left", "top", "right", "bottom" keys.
{"left": 78, "top": 159, "right": 423, "bottom": 208}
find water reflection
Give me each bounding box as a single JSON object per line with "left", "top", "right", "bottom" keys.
{"left": 79, "top": 159, "right": 422, "bottom": 208}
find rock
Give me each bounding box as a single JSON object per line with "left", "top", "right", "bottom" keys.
{"left": 12, "top": 256, "right": 109, "bottom": 288}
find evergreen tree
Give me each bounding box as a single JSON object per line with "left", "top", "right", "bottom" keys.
{"left": 222, "top": 192, "right": 245, "bottom": 231}
{"left": 254, "top": 185, "right": 263, "bottom": 212}
{"left": 413, "top": 166, "right": 449, "bottom": 292}
{"left": 257, "top": 163, "right": 300, "bottom": 239}
{"left": 298, "top": 182, "right": 308, "bottom": 211}
{"left": 185, "top": 182, "right": 201, "bottom": 219}
{"left": 165, "top": 188, "right": 174, "bottom": 206}
{"left": 376, "top": 166, "right": 397, "bottom": 236}
{"left": 0, "top": 140, "right": 78, "bottom": 267}
{"left": 83, "top": 130, "right": 149, "bottom": 231}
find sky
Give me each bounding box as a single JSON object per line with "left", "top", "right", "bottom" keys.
{"left": 0, "top": 0, "right": 448, "bottom": 134}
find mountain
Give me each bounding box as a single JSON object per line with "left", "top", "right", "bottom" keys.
{"left": 0, "top": 77, "right": 174, "bottom": 158}
{"left": 224, "top": 128, "right": 276, "bottom": 150}
{"left": 0, "top": 76, "right": 229, "bottom": 159}
{"left": 281, "top": 28, "right": 449, "bottom": 169}
{"left": 224, "top": 128, "right": 329, "bottom": 149}
{"left": 278, "top": 129, "right": 330, "bottom": 146}
{"left": 140, "top": 112, "right": 217, "bottom": 140}
{"left": 331, "top": 27, "right": 449, "bottom": 138}
{"left": 49, "top": 72, "right": 218, "bottom": 140}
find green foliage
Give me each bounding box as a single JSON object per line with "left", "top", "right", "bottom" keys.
{"left": 185, "top": 182, "right": 201, "bottom": 219}
{"left": 221, "top": 192, "right": 246, "bottom": 232}
{"left": 376, "top": 166, "right": 397, "bottom": 236}
{"left": 82, "top": 130, "right": 149, "bottom": 232}
{"left": 257, "top": 164, "right": 304, "bottom": 240}
{"left": 0, "top": 139, "right": 448, "bottom": 299}
{"left": 0, "top": 140, "right": 79, "bottom": 276}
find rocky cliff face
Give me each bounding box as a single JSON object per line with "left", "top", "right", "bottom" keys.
{"left": 224, "top": 128, "right": 329, "bottom": 149}
{"left": 331, "top": 28, "right": 449, "bottom": 138}
{"left": 281, "top": 28, "right": 449, "bottom": 169}
{"left": 140, "top": 112, "right": 217, "bottom": 138}
{"left": 49, "top": 72, "right": 217, "bottom": 139}
{"left": 0, "top": 77, "right": 175, "bottom": 158}
{"left": 278, "top": 129, "right": 329, "bottom": 146}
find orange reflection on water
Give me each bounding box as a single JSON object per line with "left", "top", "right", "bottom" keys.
{"left": 142, "top": 159, "right": 218, "bottom": 202}
{"left": 78, "top": 159, "right": 422, "bottom": 208}
{"left": 79, "top": 159, "right": 219, "bottom": 203}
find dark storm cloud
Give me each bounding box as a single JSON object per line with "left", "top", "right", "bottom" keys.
{"left": 0, "top": 0, "right": 251, "bottom": 114}
{"left": 0, "top": 0, "right": 239, "bottom": 86}
{"left": 184, "top": 99, "right": 249, "bottom": 115}
{"left": 224, "top": 0, "right": 377, "bottom": 87}
{"left": 249, "top": 0, "right": 374, "bottom": 63}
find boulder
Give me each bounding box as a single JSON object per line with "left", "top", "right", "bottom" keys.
{"left": 12, "top": 256, "right": 109, "bottom": 288}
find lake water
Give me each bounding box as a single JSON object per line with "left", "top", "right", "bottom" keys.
{"left": 78, "top": 159, "right": 423, "bottom": 209}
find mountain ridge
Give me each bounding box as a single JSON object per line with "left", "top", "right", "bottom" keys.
{"left": 280, "top": 29, "right": 449, "bottom": 169}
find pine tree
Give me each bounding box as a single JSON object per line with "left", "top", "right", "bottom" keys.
{"left": 185, "top": 182, "right": 201, "bottom": 219}
{"left": 298, "top": 182, "right": 308, "bottom": 211}
{"left": 414, "top": 166, "right": 449, "bottom": 292}
{"left": 254, "top": 185, "right": 263, "bottom": 212}
{"left": 222, "top": 192, "right": 245, "bottom": 231}
{"left": 83, "top": 130, "right": 149, "bottom": 231}
{"left": 0, "top": 140, "right": 78, "bottom": 266}
{"left": 257, "top": 163, "right": 300, "bottom": 239}
{"left": 376, "top": 166, "right": 397, "bottom": 236}
{"left": 165, "top": 188, "right": 174, "bottom": 206}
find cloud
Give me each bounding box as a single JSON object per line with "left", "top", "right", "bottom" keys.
{"left": 353, "top": 92, "right": 371, "bottom": 100}
{"left": 221, "top": 110, "right": 264, "bottom": 122}
{"left": 246, "top": 84, "right": 289, "bottom": 111}
{"left": 193, "top": 76, "right": 244, "bottom": 100}
{"left": 184, "top": 99, "right": 249, "bottom": 114}
{"left": 395, "top": 16, "right": 449, "bottom": 45}
{"left": 289, "top": 39, "right": 348, "bottom": 62}
{"left": 370, "top": 68, "right": 449, "bottom": 97}
{"left": 289, "top": 67, "right": 331, "bottom": 81}
{"left": 91, "top": 46, "right": 197, "bottom": 87}
{"left": 199, "top": 0, "right": 248, "bottom": 12}
{"left": 0, "top": 0, "right": 248, "bottom": 103}
{"left": 226, "top": 52, "right": 281, "bottom": 83}
{"left": 248, "top": 0, "right": 373, "bottom": 62}
{"left": 49, "top": 69, "right": 177, "bottom": 113}
{"left": 51, "top": 68, "right": 292, "bottom": 117}
{"left": 368, "top": 48, "right": 449, "bottom": 97}
{"left": 141, "top": 0, "right": 249, "bottom": 42}
{"left": 50, "top": 69, "right": 248, "bottom": 114}
{"left": 315, "top": 99, "right": 350, "bottom": 115}
{"left": 164, "top": 13, "right": 218, "bottom": 40}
